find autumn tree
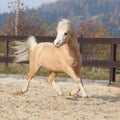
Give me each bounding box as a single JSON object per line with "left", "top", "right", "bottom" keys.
{"left": 76, "top": 20, "right": 110, "bottom": 61}
{"left": 2, "top": 1, "right": 48, "bottom": 36}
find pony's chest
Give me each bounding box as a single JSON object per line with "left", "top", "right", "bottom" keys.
{"left": 65, "top": 54, "right": 79, "bottom": 67}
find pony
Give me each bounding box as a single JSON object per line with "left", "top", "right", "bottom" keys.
{"left": 13, "top": 19, "right": 88, "bottom": 98}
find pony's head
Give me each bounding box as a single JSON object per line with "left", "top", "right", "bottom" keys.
{"left": 54, "top": 19, "right": 72, "bottom": 47}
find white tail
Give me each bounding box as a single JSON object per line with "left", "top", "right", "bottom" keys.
{"left": 12, "top": 36, "right": 37, "bottom": 62}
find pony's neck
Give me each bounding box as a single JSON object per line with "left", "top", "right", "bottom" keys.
{"left": 63, "top": 32, "right": 80, "bottom": 56}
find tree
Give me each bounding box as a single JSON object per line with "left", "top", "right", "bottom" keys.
{"left": 76, "top": 20, "right": 109, "bottom": 61}
{"left": 2, "top": 1, "right": 47, "bottom": 36}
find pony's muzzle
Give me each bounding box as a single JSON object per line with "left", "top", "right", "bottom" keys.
{"left": 53, "top": 39, "right": 63, "bottom": 48}
{"left": 53, "top": 42, "right": 60, "bottom": 48}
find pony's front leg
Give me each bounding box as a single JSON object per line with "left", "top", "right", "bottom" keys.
{"left": 48, "top": 72, "right": 63, "bottom": 96}
{"left": 70, "top": 78, "right": 88, "bottom": 98}
{"left": 52, "top": 80, "right": 63, "bottom": 96}
{"left": 65, "top": 67, "right": 88, "bottom": 98}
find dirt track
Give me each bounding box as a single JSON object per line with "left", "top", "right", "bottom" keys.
{"left": 0, "top": 74, "right": 120, "bottom": 120}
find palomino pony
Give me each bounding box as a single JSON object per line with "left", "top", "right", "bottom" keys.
{"left": 13, "top": 19, "right": 88, "bottom": 98}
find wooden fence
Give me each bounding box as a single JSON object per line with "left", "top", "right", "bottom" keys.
{"left": 0, "top": 36, "right": 120, "bottom": 85}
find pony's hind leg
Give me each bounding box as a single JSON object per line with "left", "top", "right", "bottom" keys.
{"left": 48, "top": 72, "right": 63, "bottom": 96}
{"left": 21, "top": 73, "right": 33, "bottom": 94}
{"left": 21, "top": 64, "right": 41, "bottom": 94}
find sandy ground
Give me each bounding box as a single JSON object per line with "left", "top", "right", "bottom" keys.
{"left": 0, "top": 74, "right": 120, "bottom": 120}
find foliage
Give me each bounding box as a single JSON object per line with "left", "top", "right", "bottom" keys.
{"left": 76, "top": 19, "right": 110, "bottom": 61}
{"left": 0, "top": 1, "right": 50, "bottom": 36}
{"left": 89, "top": 26, "right": 109, "bottom": 38}
{"left": 0, "top": 0, "right": 120, "bottom": 37}
{"left": 38, "top": 0, "right": 120, "bottom": 37}
{"left": 18, "top": 10, "right": 47, "bottom": 36}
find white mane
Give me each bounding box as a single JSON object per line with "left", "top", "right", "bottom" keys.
{"left": 57, "top": 19, "right": 71, "bottom": 32}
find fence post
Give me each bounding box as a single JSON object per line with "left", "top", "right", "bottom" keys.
{"left": 4, "top": 41, "right": 9, "bottom": 67}
{"left": 78, "top": 35, "right": 83, "bottom": 53}
{"left": 109, "top": 44, "right": 117, "bottom": 83}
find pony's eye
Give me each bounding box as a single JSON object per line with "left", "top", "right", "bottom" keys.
{"left": 64, "top": 33, "right": 68, "bottom": 35}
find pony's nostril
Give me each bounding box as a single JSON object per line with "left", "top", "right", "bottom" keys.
{"left": 53, "top": 41, "right": 58, "bottom": 47}
{"left": 55, "top": 41, "right": 59, "bottom": 45}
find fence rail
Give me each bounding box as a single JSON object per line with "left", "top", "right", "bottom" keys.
{"left": 0, "top": 36, "right": 120, "bottom": 85}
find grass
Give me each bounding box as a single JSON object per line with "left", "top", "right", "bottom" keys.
{"left": 0, "top": 63, "right": 109, "bottom": 80}
{"left": 81, "top": 67, "right": 109, "bottom": 80}
{"left": 0, "top": 63, "right": 69, "bottom": 77}
{"left": 0, "top": 63, "right": 120, "bottom": 82}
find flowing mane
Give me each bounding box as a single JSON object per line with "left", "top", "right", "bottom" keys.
{"left": 57, "top": 19, "right": 71, "bottom": 32}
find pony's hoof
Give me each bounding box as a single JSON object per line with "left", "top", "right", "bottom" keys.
{"left": 21, "top": 88, "right": 28, "bottom": 94}
{"left": 57, "top": 92, "right": 64, "bottom": 96}
{"left": 21, "top": 91, "right": 24, "bottom": 94}
{"left": 69, "top": 91, "right": 77, "bottom": 96}
{"left": 69, "top": 91, "right": 73, "bottom": 96}
{"left": 12, "top": 91, "right": 23, "bottom": 95}
{"left": 69, "top": 88, "right": 80, "bottom": 96}
{"left": 82, "top": 96, "right": 89, "bottom": 100}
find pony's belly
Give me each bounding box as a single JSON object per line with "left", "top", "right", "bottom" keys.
{"left": 40, "top": 58, "right": 63, "bottom": 72}
{"left": 42, "top": 64, "right": 63, "bottom": 72}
